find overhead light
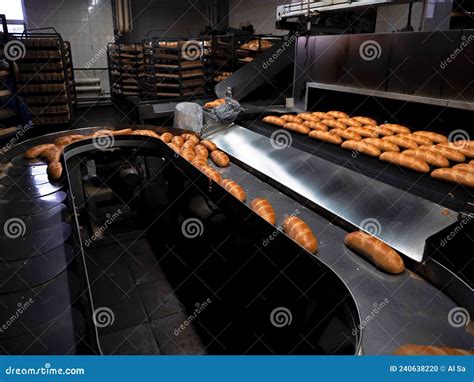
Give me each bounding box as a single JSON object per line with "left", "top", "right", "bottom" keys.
{"left": 88, "top": 6, "right": 93, "bottom": 11}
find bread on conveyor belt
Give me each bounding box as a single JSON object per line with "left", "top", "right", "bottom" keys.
{"left": 320, "top": 119, "right": 347, "bottom": 130}
{"left": 131, "top": 129, "right": 160, "bottom": 138}
{"left": 182, "top": 140, "right": 197, "bottom": 150}
{"left": 297, "top": 113, "right": 321, "bottom": 122}
{"left": 412, "top": 131, "right": 448, "bottom": 143}
{"left": 331, "top": 128, "right": 362, "bottom": 141}
{"left": 363, "top": 138, "right": 399, "bottom": 152}
{"left": 171, "top": 136, "right": 184, "bottom": 148}
{"left": 352, "top": 116, "right": 377, "bottom": 126}
{"left": 24, "top": 144, "right": 56, "bottom": 159}
{"left": 431, "top": 168, "right": 474, "bottom": 187}
{"left": 402, "top": 149, "right": 449, "bottom": 167}
{"left": 364, "top": 125, "right": 394, "bottom": 137}
{"left": 160, "top": 132, "right": 173, "bottom": 143}
{"left": 111, "top": 128, "right": 133, "bottom": 136}
{"left": 419, "top": 144, "right": 465, "bottom": 162}
{"left": 453, "top": 163, "right": 474, "bottom": 174}
{"left": 379, "top": 152, "right": 430, "bottom": 173}
{"left": 283, "top": 216, "right": 318, "bottom": 253}
{"left": 383, "top": 135, "right": 419, "bottom": 150}
{"left": 281, "top": 114, "right": 304, "bottom": 124}
{"left": 41, "top": 146, "right": 62, "bottom": 163}
{"left": 302, "top": 121, "right": 328, "bottom": 131}
{"left": 283, "top": 122, "right": 310, "bottom": 134}
{"left": 341, "top": 140, "right": 381, "bottom": 157}
{"left": 308, "top": 130, "right": 343, "bottom": 145}
{"left": 394, "top": 344, "right": 474, "bottom": 356}
{"left": 200, "top": 139, "right": 218, "bottom": 152}
{"left": 327, "top": 110, "right": 349, "bottom": 119}
{"left": 194, "top": 144, "right": 209, "bottom": 158}
{"left": 344, "top": 231, "right": 405, "bottom": 274}
{"left": 312, "top": 112, "right": 334, "bottom": 120}
{"left": 379, "top": 123, "right": 411, "bottom": 134}
{"left": 347, "top": 126, "right": 379, "bottom": 138}
{"left": 200, "top": 165, "right": 222, "bottom": 183}
{"left": 47, "top": 162, "right": 63, "bottom": 180}
{"left": 210, "top": 150, "right": 230, "bottom": 167}
{"left": 438, "top": 142, "right": 474, "bottom": 158}
{"left": 337, "top": 117, "right": 363, "bottom": 127}
{"left": 181, "top": 133, "right": 200, "bottom": 145}
{"left": 251, "top": 198, "right": 276, "bottom": 225}
{"left": 204, "top": 98, "right": 225, "bottom": 109}
{"left": 168, "top": 143, "right": 181, "bottom": 154}
{"left": 54, "top": 134, "right": 85, "bottom": 146}
{"left": 262, "top": 116, "right": 286, "bottom": 127}
{"left": 180, "top": 148, "right": 195, "bottom": 162}
{"left": 221, "top": 179, "right": 246, "bottom": 202}
{"left": 191, "top": 156, "right": 208, "bottom": 169}
{"left": 397, "top": 133, "right": 432, "bottom": 146}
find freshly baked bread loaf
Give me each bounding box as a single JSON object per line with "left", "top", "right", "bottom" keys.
{"left": 160, "top": 132, "right": 173, "bottom": 143}
{"left": 398, "top": 133, "right": 432, "bottom": 146}
{"left": 283, "top": 216, "right": 318, "bottom": 253}
{"left": 312, "top": 112, "right": 334, "bottom": 120}
{"left": 297, "top": 113, "right": 321, "bottom": 122}
{"left": 412, "top": 131, "right": 447, "bottom": 143}
{"left": 327, "top": 110, "right": 349, "bottom": 119}
{"left": 221, "top": 179, "right": 246, "bottom": 201}
{"left": 204, "top": 98, "right": 225, "bottom": 109}
{"left": 379, "top": 124, "right": 411, "bottom": 134}
{"left": 194, "top": 144, "right": 209, "bottom": 158}
{"left": 365, "top": 125, "right": 394, "bottom": 137}
{"left": 210, "top": 150, "right": 230, "bottom": 167}
{"left": 180, "top": 148, "right": 195, "bottom": 162}
{"left": 191, "top": 155, "right": 208, "bottom": 169}
{"left": 431, "top": 168, "right": 474, "bottom": 187}
{"left": 338, "top": 118, "right": 363, "bottom": 127}
{"left": 353, "top": 116, "right": 377, "bottom": 126}
{"left": 47, "top": 162, "right": 63, "bottom": 180}
{"left": 263, "top": 116, "right": 286, "bottom": 127}
{"left": 24, "top": 144, "right": 56, "bottom": 159}
{"left": 419, "top": 144, "right": 465, "bottom": 162}
{"left": 283, "top": 122, "right": 310, "bottom": 134}
{"left": 438, "top": 142, "right": 474, "bottom": 158}
{"left": 453, "top": 163, "right": 474, "bottom": 174}
{"left": 347, "top": 126, "right": 379, "bottom": 138}
{"left": 379, "top": 152, "right": 430, "bottom": 172}
{"left": 344, "top": 231, "right": 405, "bottom": 274}
{"left": 308, "top": 130, "right": 342, "bottom": 144}
{"left": 341, "top": 140, "right": 381, "bottom": 157}
{"left": 200, "top": 139, "right": 218, "bottom": 152}
{"left": 200, "top": 165, "right": 222, "bottom": 183}
{"left": 331, "top": 128, "right": 362, "bottom": 141}
{"left": 281, "top": 114, "right": 304, "bottom": 124}
{"left": 383, "top": 135, "right": 419, "bottom": 149}
{"left": 251, "top": 198, "right": 276, "bottom": 225}
{"left": 403, "top": 149, "right": 449, "bottom": 167}
{"left": 171, "top": 136, "right": 184, "bottom": 148}
{"left": 363, "top": 138, "right": 399, "bottom": 152}
{"left": 320, "top": 119, "right": 347, "bottom": 130}
{"left": 302, "top": 121, "right": 328, "bottom": 131}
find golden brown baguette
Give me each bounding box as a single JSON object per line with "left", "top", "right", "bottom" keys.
{"left": 341, "top": 140, "right": 381, "bottom": 157}
{"left": 419, "top": 145, "right": 465, "bottom": 162}
{"left": 353, "top": 116, "right": 377, "bottom": 125}
{"left": 412, "top": 131, "right": 448, "bottom": 143}
{"left": 168, "top": 143, "right": 181, "bottom": 154}
{"left": 320, "top": 119, "right": 347, "bottom": 130}
{"left": 221, "top": 179, "right": 246, "bottom": 202}
{"left": 398, "top": 133, "right": 432, "bottom": 146}
{"left": 283, "top": 122, "right": 310, "bottom": 134}
{"left": 47, "top": 162, "right": 63, "bottom": 180}
{"left": 54, "top": 134, "right": 85, "bottom": 146}
{"left": 171, "top": 136, "right": 184, "bottom": 148}
{"left": 438, "top": 142, "right": 474, "bottom": 158}
{"left": 331, "top": 128, "right": 362, "bottom": 141}
{"left": 191, "top": 155, "right": 207, "bottom": 169}
{"left": 180, "top": 148, "right": 195, "bottom": 162}
{"left": 365, "top": 125, "right": 394, "bottom": 137}
{"left": 194, "top": 144, "right": 209, "bottom": 158}
{"left": 200, "top": 165, "right": 222, "bottom": 183}
{"left": 263, "top": 116, "right": 286, "bottom": 127}
{"left": 431, "top": 168, "right": 474, "bottom": 187}
{"left": 24, "top": 144, "right": 56, "bottom": 159}
{"left": 379, "top": 123, "right": 411, "bottom": 134}
{"left": 281, "top": 114, "right": 303, "bottom": 124}
{"left": 394, "top": 344, "right": 474, "bottom": 356}
{"left": 312, "top": 112, "right": 334, "bottom": 120}
{"left": 41, "top": 146, "right": 62, "bottom": 163}
{"left": 383, "top": 135, "right": 419, "bottom": 149}
{"left": 379, "top": 152, "right": 430, "bottom": 173}
{"left": 308, "top": 130, "right": 342, "bottom": 145}
{"left": 302, "top": 121, "right": 328, "bottom": 131}
{"left": 453, "top": 163, "right": 474, "bottom": 174}
{"left": 210, "top": 150, "right": 230, "bottom": 167}
{"left": 338, "top": 117, "right": 363, "bottom": 127}
{"left": 347, "top": 126, "right": 379, "bottom": 138}
{"left": 283, "top": 216, "right": 318, "bottom": 253}
{"left": 327, "top": 110, "right": 349, "bottom": 119}
{"left": 297, "top": 113, "right": 321, "bottom": 122}
{"left": 160, "top": 132, "right": 173, "bottom": 143}
{"left": 200, "top": 139, "right": 218, "bottom": 152}
{"left": 182, "top": 140, "right": 198, "bottom": 150}
{"left": 181, "top": 133, "right": 200, "bottom": 144}
{"left": 251, "top": 198, "right": 276, "bottom": 225}
{"left": 403, "top": 149, "right": 449, "bottom": 167}
{"left": 363, "top": 138, "right": 399, "bottom": 152}
{"left": 344, "top": 231, "right": 405, "bottom": 274}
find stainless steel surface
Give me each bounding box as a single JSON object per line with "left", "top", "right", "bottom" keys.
{"left": 0, "top": 191, "right": 67, "bottom": 217}
{"left": 208, "top": 125, "right": 457, "bottom": 262}
{"left": 0, "top": 183, "right": 63, "bottom": 200}
{"left": 208, "top": 148, "right": 472, "bottom": 354}
{"left": 306, "top": 82, "right": 474, "bottom": 112}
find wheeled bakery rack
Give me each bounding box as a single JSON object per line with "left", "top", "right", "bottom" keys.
{"left": 63, "top": 40, "right": 77, "bottom": 110}
{"left": 13, "top": 28, "right": 75, "bottom": 128}
{"left": 142, "top": 37, "right": 206, "bottom": 100}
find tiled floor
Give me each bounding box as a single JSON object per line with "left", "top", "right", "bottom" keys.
{"left": 86, "top": 238, "right": 207, "bottom": 355}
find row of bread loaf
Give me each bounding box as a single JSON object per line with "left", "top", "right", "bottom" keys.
{"left": 262, "top": 111, "right": 474, "bottom": 187}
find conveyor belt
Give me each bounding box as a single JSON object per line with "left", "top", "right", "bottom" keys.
{"left": 241, "top": 119, "right": 473, "bottom": 212}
